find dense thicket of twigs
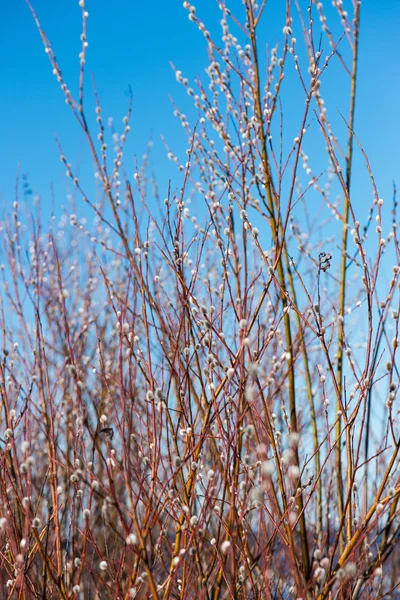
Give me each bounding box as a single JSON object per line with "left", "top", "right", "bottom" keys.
{"left": 0, "top": 1, "right": 399, "bottom": 598}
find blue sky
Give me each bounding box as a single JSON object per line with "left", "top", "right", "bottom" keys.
{"left": 0, "top": 0, "right": 399, "bottom": 441}
{"left": 1, "top": 0, "right": 399, "bottom": 225}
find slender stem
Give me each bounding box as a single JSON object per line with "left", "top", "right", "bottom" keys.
{"left": 336, "top": 0, "right": 361, "bottom": 549}
{"left": 247, "top": 3, "right": 311, "bottom": 582}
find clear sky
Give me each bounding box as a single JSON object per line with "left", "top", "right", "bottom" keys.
{"left": 1, "top": 0, "right": 399, "bottom": 446}
{"left": 1, "top": 0, "right": 399, "bottom": 223}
